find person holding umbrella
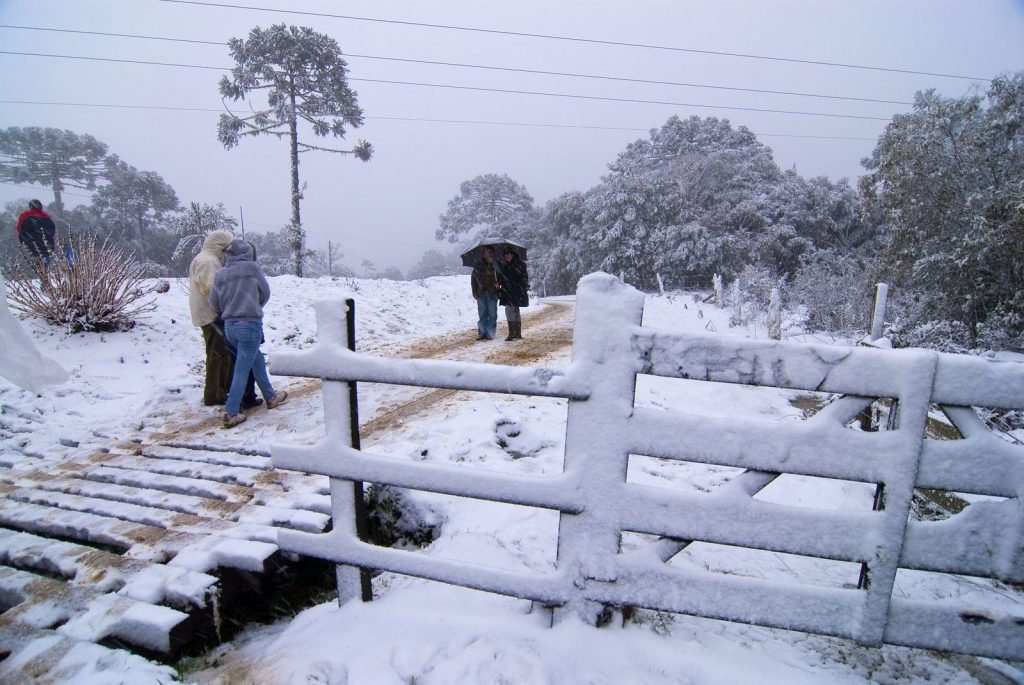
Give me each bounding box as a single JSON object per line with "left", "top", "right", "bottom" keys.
{"left": 498, "top": 248, "right": 529, "bottom": 340}
{"left": 470, "top": 245, "right": 500, "bottom": 340}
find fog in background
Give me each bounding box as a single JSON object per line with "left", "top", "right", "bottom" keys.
{"left": 1, "top": 0, "right": 1022, "bottom": 272}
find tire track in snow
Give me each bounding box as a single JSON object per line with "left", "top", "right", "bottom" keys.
{"left": 351, "top": 300, "right": 574, "bottom": 440}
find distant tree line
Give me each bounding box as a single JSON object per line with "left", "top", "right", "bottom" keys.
{"left": 1, "top": 22, "right": 378, "bottom": 280}
{"left": 0, "top": 125, "right": 361, "bottom": 278}
{"left": 435, "top": 72, "right": 1024, "bottom": 352}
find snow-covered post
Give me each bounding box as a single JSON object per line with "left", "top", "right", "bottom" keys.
{"left": 767, "top": 287, "right": 782, "bottom": 340}
{"left": 655, "top": 272, "right": 665, "bottom": 296}
{"left": 729, "top": 279, "right": 743, "bottom": 325}
{"left": 869, "top": 283, "right": 889, "bottom": 341}
{"left": 555, "top": 273, "right": 645, "bottom": 625}
{"left": 318, "top": 299, "right": 372, "bottom": 604}
{"left": 712, "top": 273, "right": 723, "bottom": 306}
{"left": 342, "top": 298, "right": 373, "bottom": 602}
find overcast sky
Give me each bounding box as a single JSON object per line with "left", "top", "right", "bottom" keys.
{"left": 2, "top": 0, "right": 1023, "bottom": 272}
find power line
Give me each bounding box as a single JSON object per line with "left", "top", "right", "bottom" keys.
{"left": 0, "top": 24, "right": 224, "bottom": 46}
{"left": 0, "top": 24, "right": 913, "bottom": 106}
{"left": 156, "top": 0, "right": 992, "bottom": 81}
{"left": 352, "top": 77, "right": 894, "bottom": 122}
{"left": 344, "top": 54, "right": 913, "bottom": 106}
{"left": 0, "top": 50, "right": 224, "bottom": 71}
{"left": 0, "top": 100, "right": 880, "bottom": 141}
{"left": 0, "top": 99, "right": 221, "bottom": 113}
{"left": 0, "top": 181, "right": 92, "bottom": 200}
{"left": 0, "top": 51, "right": 893, "bottom": 122}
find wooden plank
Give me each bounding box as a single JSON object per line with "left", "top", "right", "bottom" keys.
{"left": 0, "top": 566, "right": 193, "bottom": 655}
{"left": 139, "top": 443, "right": 273, "bottom": 470}
{"left": 6, "top": 473, "right": 329, "bottom": 533}
{"left": 4, "top": 472, "right": 233, "bottom": 516}
{"left": 0, "top": 499, "right": 279, "bottom": 572}
{"left": 0, "top": 442, "right": 328, "bottom": 667}
{"left": 0, "top": 528, "right": 218, "bottom": 610}
{"left": 66, "top": 462, "right": 252, "bottom": 502}
{"left": 87, "top": 453, "right": 266, "bottom": 487}
{"left": 0, "top": 527, "right": 127, "bottom": 586}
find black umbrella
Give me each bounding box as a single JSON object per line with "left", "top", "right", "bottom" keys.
{"left": 460, "top": 238, "right": 528, "bottom": 267}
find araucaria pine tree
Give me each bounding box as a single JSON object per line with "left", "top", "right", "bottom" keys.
{"left": 218, "top": 24, "right": 372, "bottom": 277}
{"left": 0, "top": 127, "right": 108, "bottom": 212}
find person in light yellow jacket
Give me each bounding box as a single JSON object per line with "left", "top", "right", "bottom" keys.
{"left": 188, "top": 230, "right": 257, "bottom": 408}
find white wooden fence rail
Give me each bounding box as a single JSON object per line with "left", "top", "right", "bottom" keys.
{"left": 271, "top": 273, "right": 1023, "bottom": 660}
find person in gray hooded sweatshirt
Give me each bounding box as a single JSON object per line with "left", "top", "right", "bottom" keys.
{"left": 209, "top": 239, "right": 288, "bottom": 428}
{"left": 188, "top": 230, "right": 258, "bottom": 409}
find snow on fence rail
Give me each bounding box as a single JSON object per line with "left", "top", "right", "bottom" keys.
{"left": 271, "top": 273, "right": 1024, "bottom": 660}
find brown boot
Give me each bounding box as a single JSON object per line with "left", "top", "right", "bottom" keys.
{"left": 505, "top": 323, "right": 515, "bottom": 341}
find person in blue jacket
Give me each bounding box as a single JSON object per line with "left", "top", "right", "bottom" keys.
{"left": 209, "top": 239, "right": 289, "bottom": 428}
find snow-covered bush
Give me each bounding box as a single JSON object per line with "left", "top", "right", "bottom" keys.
{"left": 728, "top": 265, "right": 785, "bottom": 327}
{"left": 712, "top": 273, "right": 724, "bottom": 306}
{"left": 364, "top": 484, "right": 441, "bottom": 549}
{"left": 790, "top": 249, "right": 873, "bottom": 334}
{"left": 5, "top": 234, "right": 155, "bottom": 333}
{"left": 887, "top": 319, "right": 974, "bottom": 353}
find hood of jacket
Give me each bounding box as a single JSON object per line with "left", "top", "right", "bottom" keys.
{"left": 202, "top": 230, "right": 234, "bottom": 255}
{"left": 224, "top": 239, "right": 256, "bottom": 264}
{"left": 188, "top": 230, "right": 235, "bottom": 327}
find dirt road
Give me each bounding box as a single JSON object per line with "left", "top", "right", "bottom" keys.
{"left": 358, "top": 300, "right": 575, "bottom": 438}
{"left": 148, "top": 300, "right": 576, "bottom": 444}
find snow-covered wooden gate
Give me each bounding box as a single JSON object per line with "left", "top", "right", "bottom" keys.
{"left": 271, "top": 273, "right": 1024, "bottom": 660}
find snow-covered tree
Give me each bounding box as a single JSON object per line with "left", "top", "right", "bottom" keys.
{"left": 408, "top": 249, "right": 460, "bottom": 280}
{"left": 0, "top": 127, "right": 108, "bottom": 211}
{"left": 436, "top": 173, "right": 535, "bottom": 244}
{"left": 169, "top": 202, "right": 240, "bottom": 275}
{"left": 770, "top": 171, "right": 877, "bottom": 253}
{"left": 573, "top": 175, "right": 683, "bottom": 289}
{"left": 219, "top": 24, "right": 372, "bottom": 278}
{"left": 602, "top": 116, "right": 786, "bottom": 282}
{"left": 246, "top": 226, "right": 299, "bottom": 276}
{"left": 861, "top": 72, "right": 1024, "bottom": 347}
{"left": 790, "top": 249, "right": 873, "bottom": 334}
{"left": 0, "top": 200, "right": 29, "bottom": 267}
{"left": 91, "top": 155, "right": 180, "bottom": 262}
{"left": 608, "top": 116, "right": 782, "bottom": 208}
{"left": 526, "top": 192, "right": 587, "bottom": 295}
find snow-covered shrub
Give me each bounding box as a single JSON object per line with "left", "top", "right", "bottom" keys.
{"left": 790, "top": 250, "right": 873, "bottom": 334}
{"left": 364, "top": 484, "right": 441, "bottom": 549}
{"left": 887, "top": 319, "right": 974, "bottom": 353}
{"left": 976, "top": 299, "right": 1024, "bottom": 351}
{"left": 5, "top": 234, "right": 155, "bottom": 333}
{"left": 729, "top": 265, "right": 784, "bottom": 327}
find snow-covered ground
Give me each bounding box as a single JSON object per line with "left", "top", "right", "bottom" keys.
{"left": 1, "top": 274, "right": 1022, "bottom": 684}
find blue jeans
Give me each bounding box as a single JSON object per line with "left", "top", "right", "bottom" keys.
{"left": 477, "top": 292, "right": 497, "bottom": 339}
{"left": 224, "top": 319, "right": 276, "bottom": 416}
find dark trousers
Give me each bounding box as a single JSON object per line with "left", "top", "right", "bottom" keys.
{"left": 201, "top": 323, "right": 233, "bottom": 405}
{"left": 19, "top": 226, "right": 55, "bottom": 262}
